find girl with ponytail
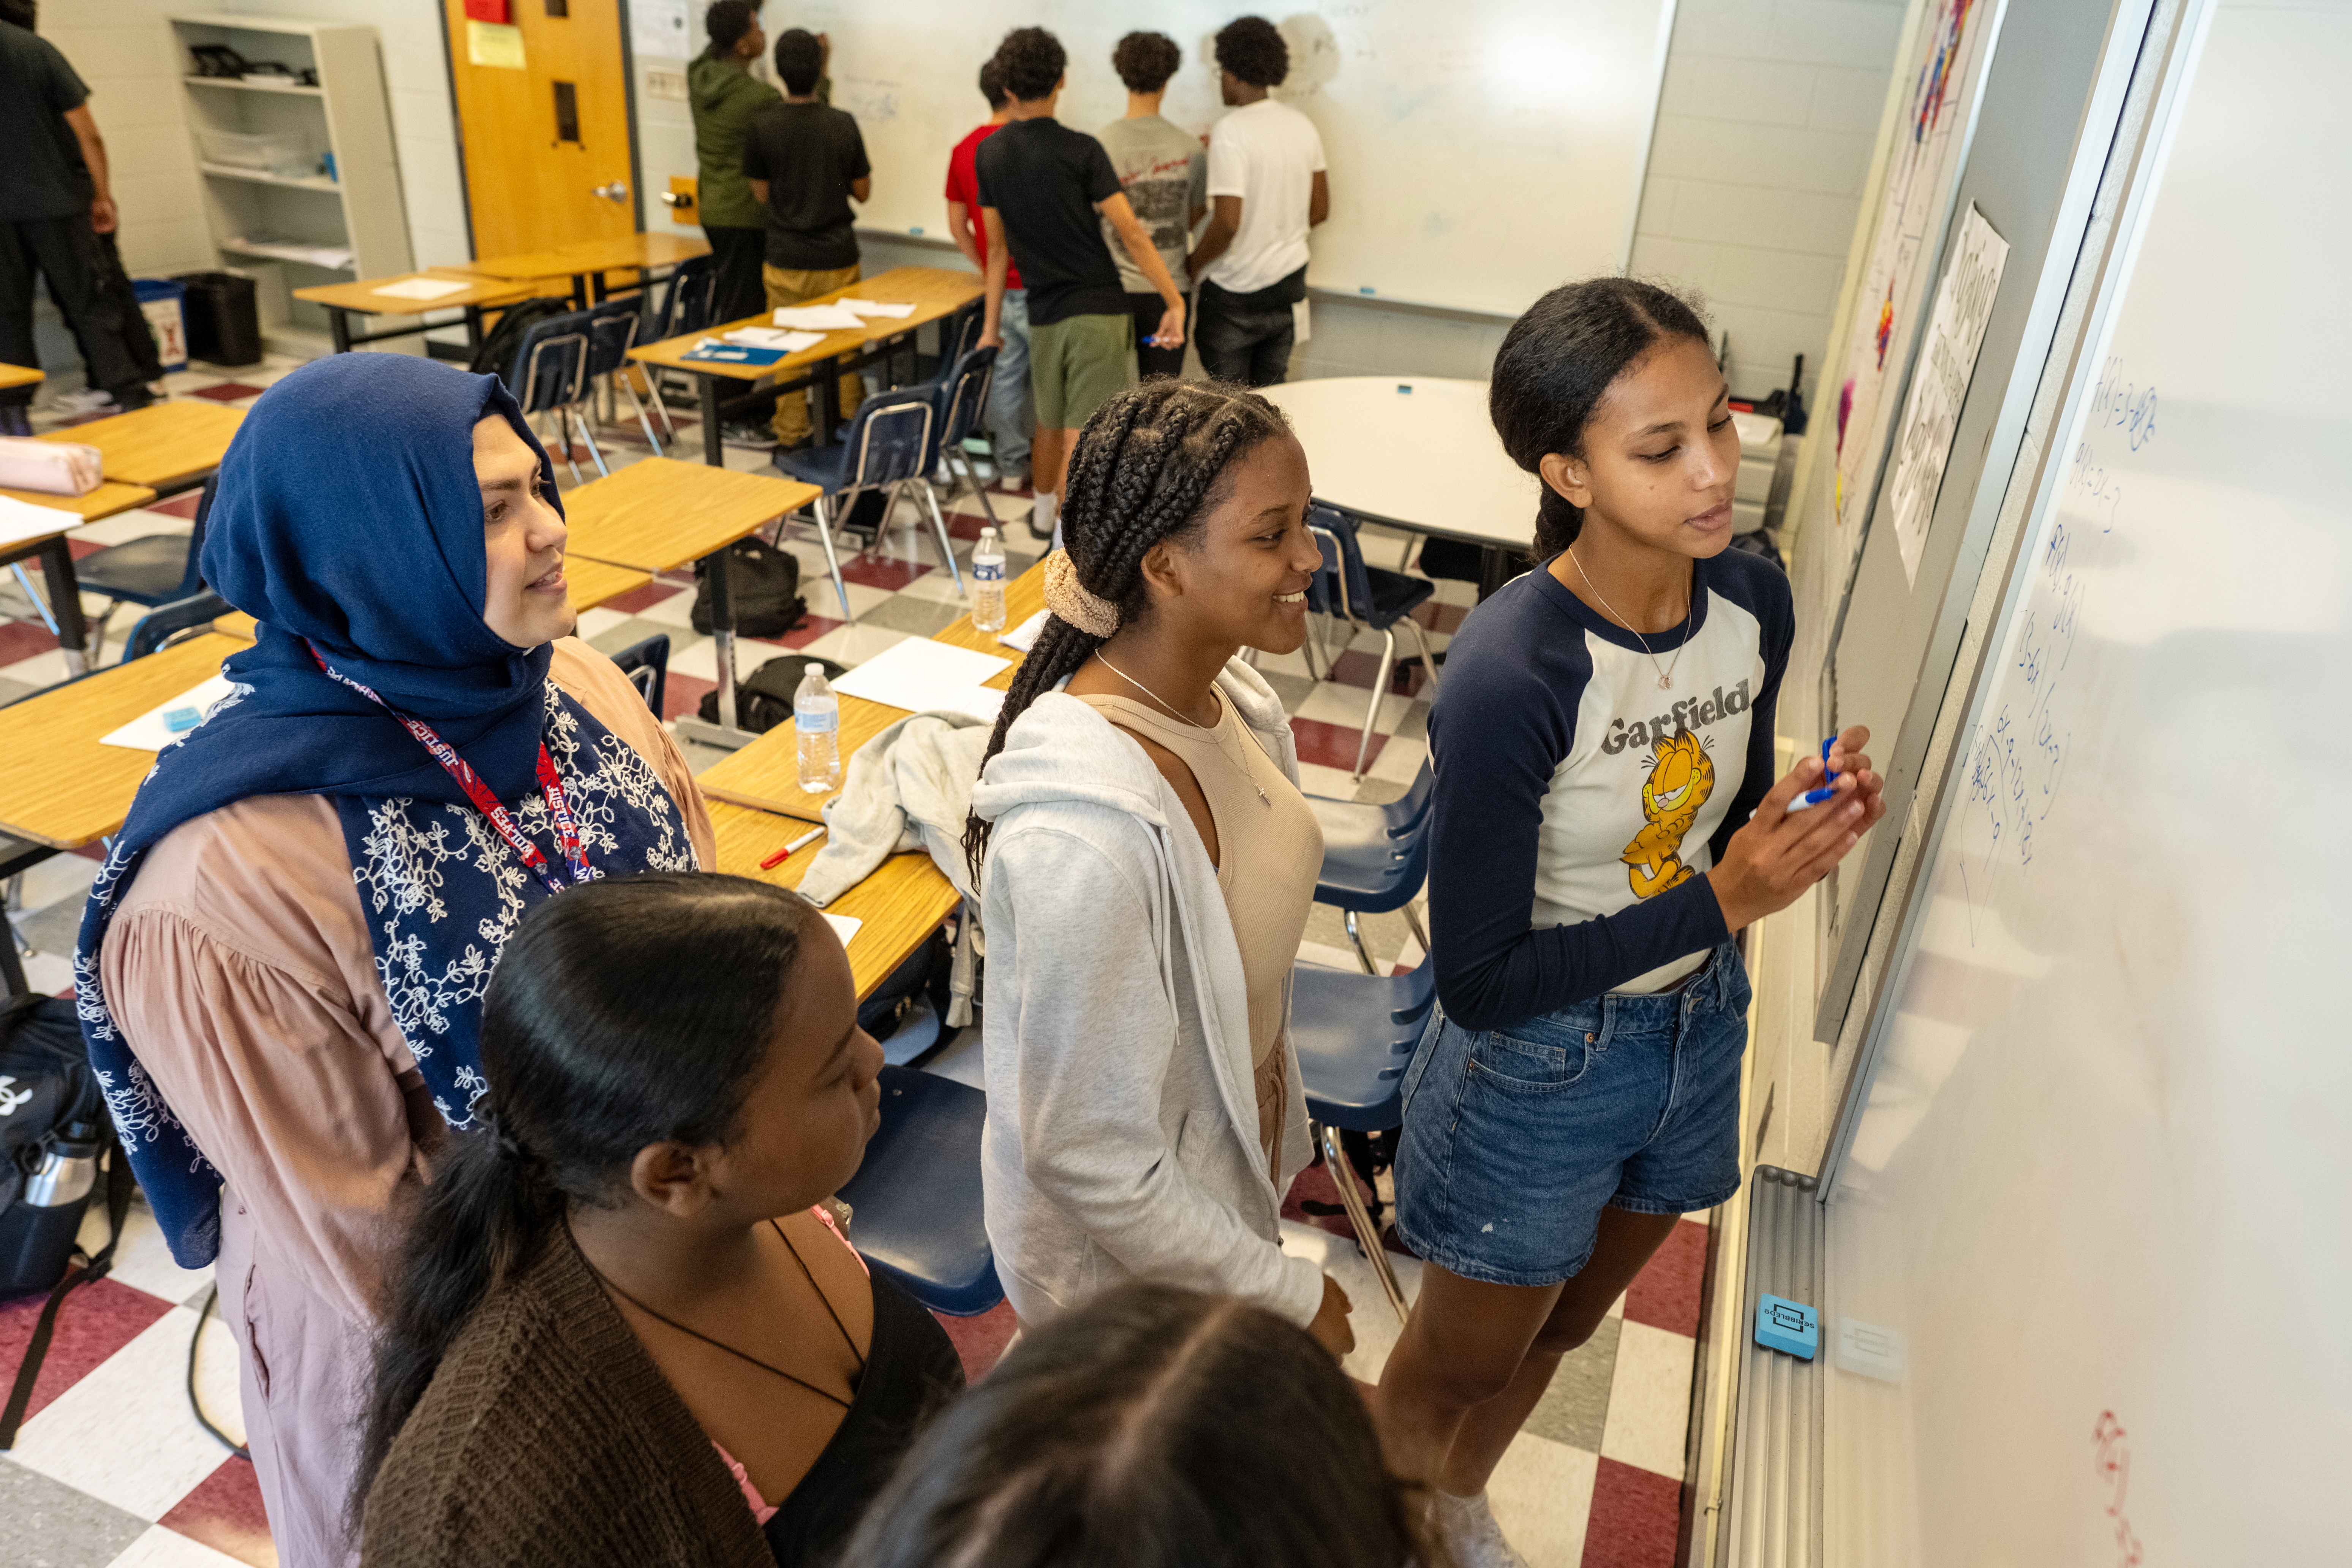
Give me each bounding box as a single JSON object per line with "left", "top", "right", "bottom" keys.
{"left": 351, "top": 873, "right": 963, "bottom": 1568}
{"left": 962, "top": 378, "right": 1355, "bottom": 1357}
{"left": 1366, "top": 278, "right": 1888, "bottom": 1567}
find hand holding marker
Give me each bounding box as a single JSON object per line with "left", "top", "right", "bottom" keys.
{"left": 1787, "top": 738, "right": 1842, "bottom": 812}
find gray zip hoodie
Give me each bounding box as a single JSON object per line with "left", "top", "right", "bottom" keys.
{"left": 968, "top": 659, "right": 1323, "bottom": 1326}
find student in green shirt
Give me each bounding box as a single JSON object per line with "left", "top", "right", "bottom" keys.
{"left": 690, "top": 2, "right": 779, "bottom": 328}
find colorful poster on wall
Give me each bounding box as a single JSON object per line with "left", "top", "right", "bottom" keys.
{"left": 1887, "top": 204, "right": 2009, "bottom": 585}
{"left": 1832, "top": 0, "right": 2003, "bottom": 545}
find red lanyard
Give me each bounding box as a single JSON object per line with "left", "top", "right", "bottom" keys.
{"left": 310, "top": 646, "right": 596, "bottom": 896}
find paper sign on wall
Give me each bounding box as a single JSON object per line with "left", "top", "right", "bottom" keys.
{"left": 465, "top": 20, "right": 525, "bottom": 70}
{"left": 631, "top": 0, "right": 691, "bottom": 60}
{"left": 1887, "top": 205, "right": 2009, "bottom": 586}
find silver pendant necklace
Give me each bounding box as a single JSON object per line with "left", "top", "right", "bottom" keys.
{"left": 1568, "top": 548, "right": 1689, "bottom": 691}
{"left": 1095, "top": 653, "right": 1271, "bottom": 806}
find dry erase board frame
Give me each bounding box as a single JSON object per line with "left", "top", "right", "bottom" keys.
{"left": 1806, "top": 0, "right": 2159, "bottom": 1057}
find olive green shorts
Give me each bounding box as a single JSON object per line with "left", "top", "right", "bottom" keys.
{"left": 1029, "top": 311, "right": 1134, "bottom": 430}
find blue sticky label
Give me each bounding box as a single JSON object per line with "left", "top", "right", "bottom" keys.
{"left": 163, "top": 707, "right": 201, "bottom": 733}
{"left": 1359, "top": 285, "right": 1375, "bottom": 294}
{"left": 1755, "top": 1294, "right": 1819, "bottom": 1359}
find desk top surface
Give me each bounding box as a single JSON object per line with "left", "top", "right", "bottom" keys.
{"left": 561, "top": 458, "right": 817, "bottom": 574}
{"left": 467, "top": 232, "right": 710, "bottom": 281}
{"left": 0, "top": 481, "right": 158, "bottom": 527}
{"left": 39, "top": 402, "right": 246, "bottom": 492}
{"left": 0, "top": 633, "right": 245, "bottom": 849}
{"left": 628, "top": 266, "right": 982, "bottom": 381}
{"left": 0, "top": 364, "right": 41, "bottom": 391}
{"left": 560, "top": 556, "right": 652, "bottom": 614}
{"left": 1258, "top": 376, "right": 1539, "bottom": 550}
{"left": 707, "top": 805, "right": 959, "bottom": 999}
{"left": 293, "top": 269, "right": 552, "bottom": 314}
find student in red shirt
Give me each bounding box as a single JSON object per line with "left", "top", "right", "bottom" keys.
{"left": 944, "top": 59, "right": 1032, "bottom": 496}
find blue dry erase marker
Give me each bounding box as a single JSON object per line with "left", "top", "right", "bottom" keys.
{"left": 1786, "top": 737, "right": 1841, "bottom": 812}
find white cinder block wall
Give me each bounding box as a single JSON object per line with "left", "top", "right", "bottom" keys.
{"left": 36, "top": 0, "right": 214, "bottom": 282}
{"left": 1628, "top": 0, "right": 1906, "bottom": 406}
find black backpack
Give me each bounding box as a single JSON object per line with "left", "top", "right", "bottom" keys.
{"left": 692, "top": 537, "right": 807, "bottom": 639}
{"left": 697, "top": 653, "right": 848, "bottom": 735}
{"left": 468, "top": 296, "right": 574, "bottom": 380}
{"left": 1, "top": 993, "right": 132, "bottom": 1448}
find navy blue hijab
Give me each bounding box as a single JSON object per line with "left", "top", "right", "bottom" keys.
{"left": 77, "top": 354, "right": 566, "bottom": 1265}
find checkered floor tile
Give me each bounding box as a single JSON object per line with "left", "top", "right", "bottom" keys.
{"left": 3, "top": 366, "right": 1698, "bottom": 1568}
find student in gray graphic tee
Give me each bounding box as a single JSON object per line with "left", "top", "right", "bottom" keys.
{"left": 1096, "top": 31, "right": 1205, "bottom": 379}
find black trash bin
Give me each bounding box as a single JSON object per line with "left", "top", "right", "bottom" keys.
{"left": 171, "top": 271, "right": 263, "bottom": 367}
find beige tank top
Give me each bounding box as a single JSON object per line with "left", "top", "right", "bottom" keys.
{"left": 1081, "top": 689, "right": 1324, "bottom": 1169}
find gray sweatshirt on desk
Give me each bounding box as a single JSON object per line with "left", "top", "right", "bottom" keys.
{"left": 967, "top": 660, "right": 1323, "bottom": 1327}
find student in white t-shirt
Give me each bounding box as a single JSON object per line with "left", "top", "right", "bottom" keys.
{"left": 1186, "top": 17, "right": 1328, "bottom": 387}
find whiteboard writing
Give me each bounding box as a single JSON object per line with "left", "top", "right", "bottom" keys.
{"left": 2092, "top": 1411, "right": 2145, "bottom": 1566}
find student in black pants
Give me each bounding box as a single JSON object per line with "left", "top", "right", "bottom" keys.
{"left": 0, "top": 6, "right": 151, "bottom": 434}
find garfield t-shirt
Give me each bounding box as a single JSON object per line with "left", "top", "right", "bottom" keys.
{"left": 1424, "top": 551, "right": 1793, "bottom": 1030}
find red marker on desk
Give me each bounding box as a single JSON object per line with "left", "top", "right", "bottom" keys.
{"left": 1786, "top": 737, "right": 1842, "bottom": 813}
{"left": 760, "top": 825, "right": 824, "bottom": 869}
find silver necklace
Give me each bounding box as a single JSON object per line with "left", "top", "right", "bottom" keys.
{"left": 1568, "top": 548, "right": 1689, "bottom": 691}
{"left": 1094, "top": 653, "right": 1269, "bottom": 806}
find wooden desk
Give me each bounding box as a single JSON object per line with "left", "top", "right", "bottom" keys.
{"left": 212, "top": 610, "right": 258, "bottom": 641}
{"left": 0, "top": 486, "right": 154, "bottom": 673}
{"left": 0, "top": 364, "right": 41, "bottom": 391}
{"left": 697, "top": 558, "right": 1047, "bottom": 823}
{"left": 294, "top": 269, "right": 562, "bottom": 355}
{"left": 708, "top": 803, "right": 961, "bottom": 1000}
{"left": 40, "top": 402, "right": 245, "bottom": 493}
{"left": 562, "top": 458, "right": 817, "bottom": 744}
{"left": 628, "top": 266, "right": 985, "bottom": 468}
{"left": 561, "top": 556, "right": 651, "bottom": 614}
{"left": 0, "top": 481, "right": 156, "bottom": 522}
{"left": 466, "top": 232, "right": 709, "bottom": 310}
{"left": 0, "top": 633, "right": 244, "bottom": 849}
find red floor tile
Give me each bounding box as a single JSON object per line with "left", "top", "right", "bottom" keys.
{"left": 748, "top": 613, "right": 842, "bottom": 652}
{"left": 0, "top": 617, "right": 61, "bottom": 664}
{"left": 837, "top": 553, "right": 933, "bottom": 591}
{"left": 65, "top": 537, "right": 104, "bottom": 560}
{"left": 149, "top": 491, "right": 205, "bottom": 520}
{"left": 597, "top": 579, "right": 686, "bottom": 615}
{"left": 159, "top": 1457, "right": 277, "bottom": 1567}
{"left": 662, "top": 672, "right": 716, "bottom": 725}
{"left": 1289, "top": 714, "right": 1385, "bottom": 772}
{"left": 192, "top": 383, "right": 267, "bottom": 403}
{"left": 1581, "top": 1456, "right": 1683, "bottom": 1568}
{"left": 1411, "top": 599, "right": 1468, "bottom": 634}
{"left": 932, "top": 1299, "right": 1018, "bottom": 1385}
{"left": 0, "top": 1272, "right": 176, "bottom": 1424}
{"left": 1326, "top": 647, "right": 1430, "bottom": 695}
{"left": 1623, "top": 1217, "right": 1710, "bottom": 1338}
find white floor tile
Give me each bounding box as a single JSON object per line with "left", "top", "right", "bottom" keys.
{"left": 800, "top": 623, "right": 912, "bottom": 666}
{"left": 1276, "top": 1220, "right": 1422, "bottom": 1387}
{"left": 14, "top": 848, "right": 100, "bottom": 910}
{"left": 633, "top": 586, "right": 702, "bottom": 630}
{"left": 1598, "top": 1318, "right": 1698, "bottom": 1478}
{"left": 3, "top": 649, "right": 71, "bottom": 688}
{"left": 824, "top": 581, "right": 898, "bottom": 622}
{"left": 1487, "top": 1432, "right": 1600, "bottom": 1568}
{"left": 1367, "top": 733, "right": 1430, "bottom": 786}
{"left": 105, "top": 1524, "right": 253, "bottom": 1568}
{"left": 664, "top": 635, "right": 721, "bottom": 681}
{"left": 922, "top": 1025, "right": 985, "bottom": 1091}
{"left": 1250, "top": 643, "right": 1318, "bottom": 680}
{"left": 896, "top": 568, "right": 974, "bottom": 606}
{"left": 11, "top": 1307, "right": 233, "bottom": 1520}
{"left": 22, "top": 951, "right": 74, "bottom": 995}
{"left": 72, "top": 514, "right": 191, "bottom": 548}
{"left": 573, "top": 605, "right": 631, "bottom": 641}
{"left": 1296, "top": 940, "right": 1367, "bottom": 972}
{"left": 75, "top": 1202, "right": 213, "bottom": 1309}
{"left": 1294, "top": 680, "right": 1410, "bottom": 734}
{"left": 1293, "top": 761, "right": 1359, "bottom": 799}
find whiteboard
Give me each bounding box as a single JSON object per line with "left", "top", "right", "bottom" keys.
{"left": 771, "top": 0, "right": 1672, "bottom": 317}
{"left": 1820, "top": 1, "right": 2352, "bottom": 1560}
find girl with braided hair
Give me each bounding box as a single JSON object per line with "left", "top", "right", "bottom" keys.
{"left": 963, "top": 378, "right": 1355, "bottom": 1357}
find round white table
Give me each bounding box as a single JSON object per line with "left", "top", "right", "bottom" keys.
{"left": 1258, "top": 376, "right": 1540, "bottom": 550}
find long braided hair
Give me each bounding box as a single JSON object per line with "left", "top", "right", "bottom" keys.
{"left": 960, "top": 378, "right": 1290, "bottom": 888}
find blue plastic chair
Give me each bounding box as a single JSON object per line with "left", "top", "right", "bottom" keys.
{"left": 125, "top": 589, "right": 233, "bottom": 661}
{"left": 1305, "top": 504, "right": 1444, "bottom": 780}
{"left": 835, "top": 1067, "right": 1004, "bottom": 1316}
{"left": 1306, "top": 756, "right": 1435, "bottom": 974}
{"left": 1290, "top": 958, "right": 1437, "bottom": 1323}
{"left": 776, "top": 385, "right": 962, "bottom": 622}
{"left": 639, "top": 255, "right": 717, "bottom": 447}
{"left": 73, "top": 474, "right": 217, "bottom": 662}
{"left": 609, "top": 633, "right": 669, "bottom": 716}
{"left": 930, "top": 345, "right": 999, "bottom": 528}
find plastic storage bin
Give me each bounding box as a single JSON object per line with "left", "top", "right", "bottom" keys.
{"left": 132, "top": 278, "right": 189, "bottom": 372}
{"left": 171, "top": 272, "right": 262, "bottom": 367}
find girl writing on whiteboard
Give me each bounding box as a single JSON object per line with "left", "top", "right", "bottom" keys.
{"left": 1370, "top": 278, "right": 1887, "bottom": 1567}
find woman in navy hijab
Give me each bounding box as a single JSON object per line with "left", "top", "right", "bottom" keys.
{"left": 76, "top": 354, "right": 715, "bottom": 1565}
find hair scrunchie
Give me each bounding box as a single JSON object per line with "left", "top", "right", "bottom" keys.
{"left": 1042, "top": 548, "right": 1121, "bottom": 639}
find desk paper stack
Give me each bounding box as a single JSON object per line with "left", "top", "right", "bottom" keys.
{"left": 101, "top": 676, "right": 238, "bottom": 751}
{"left": 724, "top": 327, "right": 826, "bottom": 354}
{"left": 999, "top": 609, "right": 1048, "bottom": 653}
{"left": 370, "top": 275, "right": 472, "bottom": 302}
{"left": 841, "top": 299, "right": 917, "bottom": 320}
{"left": 771, "top": 303, "right": 869, "bottom": 332}
{"left": 0, "top": 495, "right": 79, "bottom": 550}
{"left": 831, "top": 638, "right": 1010, "bottom": 723}
{"left": 824, "top": 913, "right": 862, "bottom": 946}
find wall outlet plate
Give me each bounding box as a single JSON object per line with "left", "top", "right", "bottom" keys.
{"left": 1755, "top": 1293, "right": 1819, "bottom": 1359}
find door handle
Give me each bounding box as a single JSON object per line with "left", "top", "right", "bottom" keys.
{"left": 592, "top": 181, "right": 629, "bottom": 203}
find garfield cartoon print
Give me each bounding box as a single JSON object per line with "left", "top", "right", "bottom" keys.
{"left": 1623, "top": 730, "right": 1715, "bottom": 897}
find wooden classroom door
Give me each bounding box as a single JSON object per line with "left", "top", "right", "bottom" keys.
{"left": 443, "top": 0, "right": 635, "bottom": 258}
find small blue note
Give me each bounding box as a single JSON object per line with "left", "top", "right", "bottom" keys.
{"left": 163, "top": 707, "right": 201, "bottom": 733}
{"left": 681, "top": 343, "right": 784, "bottom": 365}
{"left": 1755, "top": 1294, "right": 1818, "bottom": 1359}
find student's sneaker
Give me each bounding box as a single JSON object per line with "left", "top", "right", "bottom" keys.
{"left": 721, "top": 419, "right": 778, "bottom": 449}
{"left": 1432, "top": 1491, "right": 1530, "bottom": 1568}
{"left": 51, "top": 387, "right": 120, "bottom": 416}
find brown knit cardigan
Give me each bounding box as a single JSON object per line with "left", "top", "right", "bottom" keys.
{"left": 359, "top": 1226, "right": 776, "bottom": 1568}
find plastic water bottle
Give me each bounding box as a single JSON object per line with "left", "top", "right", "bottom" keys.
{"left": 795, "top": 664, "right": 841, "bottom": 793}
{"left": 971, "top": 526, "right": 1007, "bottom": 634}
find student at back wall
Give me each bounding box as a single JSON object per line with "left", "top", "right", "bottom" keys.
{"left": 976, "top": 27, "right": 1188, "bottom": 545}
{"left": 944, "top": 58, "right": 1032, "bottom": 493}
{"left": 743, "top": 27, "right": 868, "bottom": 451}
{"left": 689, "top": 3, "right": 780, "bottom": 330}
{"left": 1096, "top": 31, "right": 1206, "bottom": 383}
{"left": 1188, "top": 16, "right": 1328, "bottom": 388}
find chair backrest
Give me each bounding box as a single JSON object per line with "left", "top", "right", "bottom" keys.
{"left": 653, "top": 255, "right": 717, "bottom": 340}
{"left": 1306, "top": 503, "right": 1376, "bottom": 621}
{"left": 609, "top": 632, "right": 669, "bottom": 716}
{"left": 580, "top": 297, "right": 641, "bottom": 379}
{"left": 507, "top": 313, "right": 590, "bottom": 416}
{"left": 165, "top": 470, "right": 220, "bottom": 603}
{"left": 936, "top": 345, "right": 996, "bottom": 446}
{"left": 837, "top": 386, "right": 941, "bottom": 492}
{"left": 938, "top": 303, "right": 982, "bottom": 371}
{"left": 125, "top": 589, "right": 231, "bottom": 660}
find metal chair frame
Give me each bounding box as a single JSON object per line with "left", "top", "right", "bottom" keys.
{"left": 1306, "top": 514, "right": 1445, "bottom": 780}
{"left": 932, "top": 346, "right": 1001, "bottom": 530}
{"left": 787, "top": 390, "right": 962, "bottom": 624}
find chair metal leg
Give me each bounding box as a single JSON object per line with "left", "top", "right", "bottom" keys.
{"left": 1344, "top": 908, "right": 1378, "bottom": 975}
{"left": 573, "top": 404, "right": 611, "bottom": 479}
{"left": 951, "top": 449, "right": 1000, "bottom": 530}
{"left": 810, "top": 495, "right": 854, "bottom": 623}
{"left": 1355, "top": 628, "right": 1397, "bottom": 780}
{"left": 549, "top": 408, "right": 584, "bottom": 485}
{"left": 1317, "top": 1121, "right": 1408, "bottom": 1325}
{"left": 622, "top": 376, "right": 665, "bottom": 454}
{"left": 1405, "top": 613, "right": 1443, "bottom": 695}
{"left": 87, "top": 602, "right": 120, "bottom": 664}
{"left": 1404, "top": 898, "right": 1430, "bottom": 956}
{"left": 919, "top": 483, "right": 966, "bottom": 595}
{"left": 8, "top": 563, "right": 58, "bottom": 637}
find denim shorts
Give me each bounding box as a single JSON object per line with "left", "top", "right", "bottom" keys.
{"left": 1393, "top": 941, "right": 1751, "bottom": 1287}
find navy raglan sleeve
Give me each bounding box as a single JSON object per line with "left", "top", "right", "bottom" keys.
{"left": 1426, "top": 593, "right": 1731, "bottom": 1033}
{"left": 1707, "top": 557, "right": 1797, "bottom": 864}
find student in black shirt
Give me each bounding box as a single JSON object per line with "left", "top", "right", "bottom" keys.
{"left": 975, "top": 28, "right": 1187, "bottom": 544}
{"left": 0, "top": 5, "right": 151, "bottom": 435}
{"left": 743, "top": 28, "right": 870, "bottom": 449}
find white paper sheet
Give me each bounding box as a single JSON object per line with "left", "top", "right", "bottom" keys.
{"left": 629, "top": 0, "right": 690, "bottom": 59}
{"left": 771, "top": 303, "right": 869, "bottom": 332}
{"left": 823, "top": 912, "right": 863, "bottom": 946}
{"left": 724, "top": 327, "right": 826, "bottom": 352}
{"left": 840, "top": 299, "right": 917, "bottom": 319}
{"left": 998, "top": 609, "right": 1048, "bottom": 653}
{"left": 370, "top": 276, "right": 471, "bottom": 302}
{"left": 1886, "top": 204, "right": 2011, "bottom": 586}
{"left": 99, "top": 676, "right": 237, "bottom": 751}
{"left": 0, "top": 495, "right": 80, "bottom": 549}
{"left": 831, "top": 638, "right": 1010, "bottom": 719}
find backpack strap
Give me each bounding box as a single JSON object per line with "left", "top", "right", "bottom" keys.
{"left": 0, "top": 1134, "right": 133, "bottom": 1450}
